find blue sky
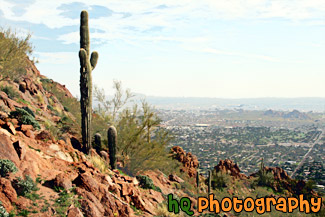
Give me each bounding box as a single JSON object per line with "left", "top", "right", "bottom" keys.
{"left": 0, "top": 0, "right": 324, "bottom": 98}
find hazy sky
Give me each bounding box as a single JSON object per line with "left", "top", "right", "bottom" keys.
{"left": 0, "top": 0, "right": 324, "bottom": 98}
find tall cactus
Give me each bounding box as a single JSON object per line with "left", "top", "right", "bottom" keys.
{"left": 196, "top": 171, "right": 200, "bottom": 194}
{"left": 79, "top": 10, "right": 98, "bottom": 153}
{"left": 94, "top": 133, "right": 102, "bottom": 153}
{"left": 107, "top": 126, "right": 117, "bottom": 170}
{"left": 260, "top": 157, "right": 264, "bottom": 171}
{"left": 208, "top": 170, "right": 212, "bottom": 194}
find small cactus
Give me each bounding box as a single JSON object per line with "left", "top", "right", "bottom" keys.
{"left": 208, "top": 170, "right": 212, "bottom": 194}
{"left": 79, "top": 10, "right": 98, "bottom": 154}
{"left": 94, "top": 133, "right": 102, "bottom": 153}
{"left": 107, "top": 126, "right": 117, "bottom": 170}
{"left": 196, "top": 171, "right": 199, "bottom": 193}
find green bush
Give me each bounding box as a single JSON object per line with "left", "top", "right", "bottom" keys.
{"left": 0, "top": 86, "right": 19, "bottom": 99}
{"left": 0, "top": 201, "right": 9, "bottom": 217}
{"left": 22, "top": 106, "right": 35, "bottom": 117}
{"left": 255, "top": 170, "right": 275, "bottom": 188}
{"left": 13, "top": 175, "right": 39, "bottom": 196}
{"left": 211, "top": 172, "right": 228, "bottom": 190}
{"left": 0, "top": 28, "right": 33, "bottom": 82}
{"left": 0, "top": 159, "right": 18, "bottom": 177}
{"left": 136, "top": 175, "right": 161, "bottom": 192}
{"left": 10, "top": 108, "right": 40, "bottom": 130}
{"left": 47, "top": 104, "right": 54, "bottom": 111}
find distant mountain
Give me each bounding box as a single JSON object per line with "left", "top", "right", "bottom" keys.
{"left": 134, "top": 95, "right": 325, "bottom": 112}
{"left": 264, "top": 109, "right": 311, "bottom": 120}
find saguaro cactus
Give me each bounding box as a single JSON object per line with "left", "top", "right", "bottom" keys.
{"left": 208, "top": 170, "right": 212, "bottom": 194}
{"left": 196, "top": 171, "right": 200, "bottom": 194}
{"left": 79, "top": 10, "right": 98, "bottom": 153}
{"left": 107, "top": 126, "right": 117, "bottom": 170}
{"left": 94, "top": 133, "right": 101, "bottom": 153}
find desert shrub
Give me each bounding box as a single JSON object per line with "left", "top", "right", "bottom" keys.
{"left": 0, "top": 159, "right": 18, "bottom": 177}
{"left": 10, "top": 108, "right": 40, "bottom": 129}
{"left": 22, "top": 106, "right": 35, "bottom": 117}
{"left": 0, "top": 86, "right": 19, "bottom": 99}
{"left": 211, "top": 172, "right": 229, "bottom": 190}
{"left": 88, "top": 155, "right": 109, "bottom": 174}
{"left": 95, "top": 82, "right": 179, "bottom": 176}
{"left": 0, "top": 201, "right": 9, "bottom": 217}
{"left": 0, "top": 28, "right": 34, "bottom": 82}
{"left": 136, "top": 175, "right": 161, "bottom": 192}
{"left": 254, "top": 169, "right": 275, "bottom": 188}
{"left": 41, "top": 78, "right": 80, "bottom": 134}
{"left": 47, "top": 104, "right": 54, "bottom": 111}
{"left": 13, "top": 175, "right": 39, "bottom": 196}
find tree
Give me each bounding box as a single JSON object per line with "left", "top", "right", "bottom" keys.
{"left": 0, "top": 28, "right": 33, "bottom": 82}
{"left": 93, "top": 81, "right": 178, "bottom": 175}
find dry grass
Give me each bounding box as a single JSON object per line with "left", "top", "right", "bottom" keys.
{"left": 88, "top": 155, "right": 112, "bottom": 175}
{"left": 155, "top": 203, "right": 185, "bottom": 217}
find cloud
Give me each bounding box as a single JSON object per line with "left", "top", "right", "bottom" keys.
{"left": 35, "top": 51, "right": 76, "bottom": 64}
{"left": 194, "top": 47, "right": 278, "bottom": 62}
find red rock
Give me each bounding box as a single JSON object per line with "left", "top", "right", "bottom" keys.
{"left": 170, "top": 146, "right": 199, "bottom": 178}
{"left": 58, "top": 140, "right": 65, "bottom": 146}
{"left": 21, "top": 124, "right": 33, "bottom": 131}
{"left": 24, "top": 129, "right": 35, "bottom": 139}
{"left": 11, "top": 118, "right": 18, "bottom": 126}
{"left": 54, "top": 173, "right": 73, "bottom": 190}
{"left": 214, "top": 159, "right": 247, "bottom": 179}
{"left": 3, "top": 121, "right": 16, "bottom": 135}
{"left": 52, "top": 116, "right": 61, "bottom": 123}
{"left": 169, "top": 174, "right": 184, "bottom": 183}
{"left": 0, "top": 111, "right": 8, "bottom": 120}
{"left": 0, "top": 178, "right": 17, "bottom": 211}
{"left": 13, "top": 141, "right": 26, "bottom": 160}
{"left": 35, "top": 130, "right": 53, "bottom": 141}
{"left": 67, "top": 207, "right": 84, "bottom": 217}
{"left": 0, "top": 130, "right": 20, "bottom": 166}
{"left": 19, "top": 82, "right": 26, "bottom": 93}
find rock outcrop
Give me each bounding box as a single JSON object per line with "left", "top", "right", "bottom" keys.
{"left": 170, "top": 146, "right": 199, "bottom": 178}
{"left": 214, "top": 159, "right": 247, "bottom": 179}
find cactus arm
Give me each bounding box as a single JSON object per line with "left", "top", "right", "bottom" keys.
{"left": 90, "top": 51, "right": 98, "bottom": 69}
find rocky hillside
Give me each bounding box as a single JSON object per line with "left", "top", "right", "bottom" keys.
{"left": 0, "top": 60, "right": 205, "bottom": 217}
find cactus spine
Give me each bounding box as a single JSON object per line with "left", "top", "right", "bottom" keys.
{"left": 107, "top": 126, "right": 117, "bottom": 170}
{"left": 208, "top": 170, "right": 212, "bottom": 194}
{"left": 79, "top": 10, "right": 98, "bottom": 153}
{"left": 94, "top": 133, "right": 101, "bottom": 153}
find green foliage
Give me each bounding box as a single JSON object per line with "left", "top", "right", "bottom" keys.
{"left": 211, "top": 172, "right": 228, "bottom": 190}
{"left": 54, "top": 188, "right": 80, "bottom": 217}
{"left": 252, "top": 168, "right": 275, "bottom": 189}
{"left": 0, "top": 201, "right": 9, "bottom": 217}
{"left": 0, "top": 159, "right": 18, "bottom": 177}
{"left": 22, "top": 106, "right": 35, "bottom": 117}
{"left": 136, "top": 175, "right": 161, "bottom": 192}
{"left": 94, "top": 81, "right": 179, "bottom": 176}
{"left": 0, "top": 28, "right": 34, "bottom": 82}
{"left": 10, "top": 108, "right": 40, "bottom": 129}
{"left": 0, "top": 86, "right": 19, "bottom": 99}
{"left": 41, "top": 78, "right": 81, "bottom": 135}
{"left": 13, "top": 175, "right": 39, "bottom": 196}
{"left": 47, "top": 104, "right": 54, "bottom": 111}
